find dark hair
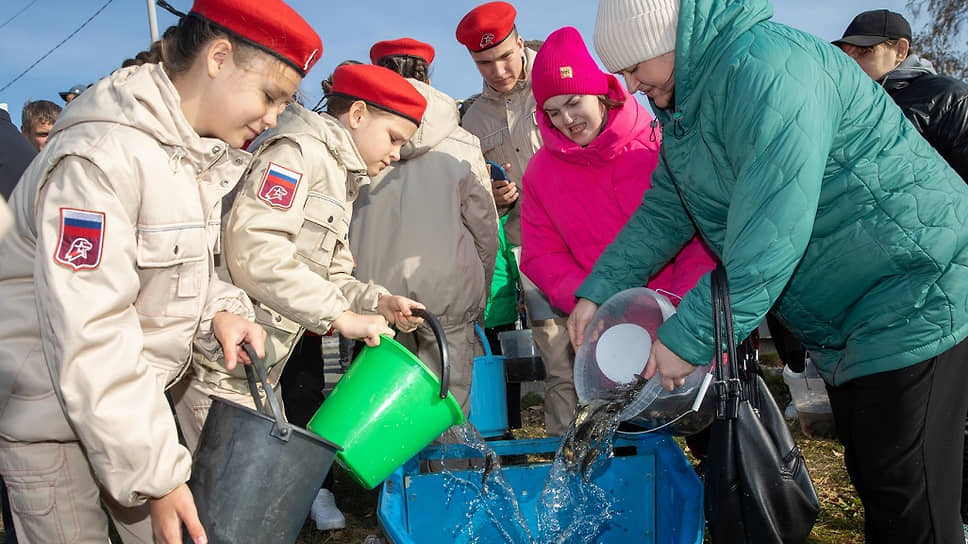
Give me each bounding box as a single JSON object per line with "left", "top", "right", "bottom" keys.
{"left": 316, "top": 60, "right": 363, "bottom": 115}
{"left": 123, "top": 15, "right": 261, "bottom": 75}
{"left": 121, "top": 32, "right": 167, "bottom": 68}
{"left": 21, "top": 99, "right": 62, "bottom": 127}
{"left": 374, "top": 55, "right": 430, "bottom": 84}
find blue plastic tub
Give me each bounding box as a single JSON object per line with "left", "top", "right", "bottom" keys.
{"left": 378, "top": 433, "right": 703, "bottom": 544}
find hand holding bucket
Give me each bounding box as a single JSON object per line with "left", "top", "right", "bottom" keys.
{"left": 189, "top": 345, "right": 341, "bottom": 544}
{"left": 573, "top": 288, "right": 715, "bottom": 436}
{"left": 307, "top": 308, "right": 465, "bottom": 489}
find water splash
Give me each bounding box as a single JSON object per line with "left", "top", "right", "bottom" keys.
{"left": 535, "top": 382, "right": 640, "bottom": 543}
{"left": 439, "top": 425, "right": 534, "bottom": 544}
{"left": 431, "top": 381, "right": 643, "bottom": 544}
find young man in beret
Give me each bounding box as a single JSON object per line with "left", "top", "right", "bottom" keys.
{"left": 456, "top": 1, "right": 577, "bottom": 437}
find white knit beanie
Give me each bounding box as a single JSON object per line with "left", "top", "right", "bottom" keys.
{"left": 594, "top": 0, "right": 679, "bottom": 73}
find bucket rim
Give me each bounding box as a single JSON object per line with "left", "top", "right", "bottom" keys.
{"left": 361, "top": 335, "right": 467, "bottom": 425}
{"left": 208, "top": 395, "right": 343, "bottom": 451}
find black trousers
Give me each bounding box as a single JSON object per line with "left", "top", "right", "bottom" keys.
{"left": 826, "top": 338, "right": 968, "bottom": 544}
{"left": 279, "top": 333, "right": 334, "bottom": 490}
{"left": 1, "top": 476, "right": 15, "bottom": 543}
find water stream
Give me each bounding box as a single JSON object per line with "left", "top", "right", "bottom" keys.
{"left": 434, "top": 381, "right": 643, "bottom": 544}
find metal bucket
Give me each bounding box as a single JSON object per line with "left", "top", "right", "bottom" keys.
{"left": 188, "top": 345, "right": 341, "bottom": 544}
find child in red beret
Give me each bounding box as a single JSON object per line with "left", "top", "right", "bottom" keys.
{"left": 0, "top": 0, "right": 321, "bottom": 543}
{"left": 180, "top": 63, "right": 430, "bottom": 515}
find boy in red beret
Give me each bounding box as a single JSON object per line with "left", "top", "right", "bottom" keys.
{"left": 456, "top": 2, "right": 578, "bottom": 438}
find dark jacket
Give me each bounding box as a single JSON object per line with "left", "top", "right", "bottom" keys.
{"left": 882, "top": 55, "right": 968, "bottom": 181}
{"left": 0, "top": 109, "right": 36, "bottom": 198}
{"left": 577, "top": 0, "right": 968, "bottom": 385}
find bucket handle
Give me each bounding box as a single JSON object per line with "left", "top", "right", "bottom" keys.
{"left": 474, "top": 323, "right": 494, "bottom": 357}
{"left": 242, "top": 344, "right": 292, "bottom": 442}
{"left": 409, "top": 308, "right": 450, "bottom": 399}
{"left": 473, "top": 323, "right": 492, "bottom": 357}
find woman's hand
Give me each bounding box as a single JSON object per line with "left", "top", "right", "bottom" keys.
{"left": 332, "top": 311, "right": 394, "bottom": 346}
{"left": 377, "top": 295, "right": 425, "bottom": 333}
{"left": 212, "top": 311, "right": 266, "bottom": 371}
{"left": 150, "top": 483, "right": 206, "bottom": 544}
{"left": 567, "top": 298, "right": 599, "bottom": 350}
{"left": 643, "top": 339, "right": 698, "bottom": 391}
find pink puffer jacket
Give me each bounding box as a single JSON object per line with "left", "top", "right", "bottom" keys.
{"left": 521, "top": 76, "right": 715, "bottom": 313}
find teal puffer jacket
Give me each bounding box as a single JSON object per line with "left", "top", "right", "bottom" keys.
{"left": 577, "top": 0, "right": 968, "bottom": 385}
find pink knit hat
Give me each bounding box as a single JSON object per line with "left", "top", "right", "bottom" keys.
{"left": 532, "top": 26, "right": 610, "bottom": 109}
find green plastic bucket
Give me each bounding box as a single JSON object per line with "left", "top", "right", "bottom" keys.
{"left": 307, "top": 309, "right": 465, "bottom": 489}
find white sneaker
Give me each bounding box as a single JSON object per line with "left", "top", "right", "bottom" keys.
{"left": 310, "top": 488, "right": 346, "bottom": 531}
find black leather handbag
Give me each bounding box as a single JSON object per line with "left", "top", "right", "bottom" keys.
{"left": 704, "top": 266, "right": 820, "bottom": 543}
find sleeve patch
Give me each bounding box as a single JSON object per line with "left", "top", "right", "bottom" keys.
{"left": 54, "top": 208, "right": 105, "bottom": 271}
{"left": 257, "top": 162, "right": 303, "bottom": 209}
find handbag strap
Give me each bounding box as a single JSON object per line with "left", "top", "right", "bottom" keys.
{"left": 711, "top": 265, "right": 743, "bottom": 419}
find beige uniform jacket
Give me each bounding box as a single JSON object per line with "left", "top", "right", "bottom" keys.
{"left": 351, "top": 80, "right": 498, "bottom": 327}
{"left": 193, "top": 104, "right": 388, "bottom": 389}
{"left": 460, "top": 48, "right": 542, "bottom": 246}
{"left": 0, "top": 63, "right": 253, "bottom": 506}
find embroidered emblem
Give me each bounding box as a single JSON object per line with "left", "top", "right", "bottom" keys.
{"left": 55, "top": 208, "right": 105, "bottom": 271}
{"left": 480, "top": 33, "right": 495, "bottom": 49}
{"left": 257, "top": 162, "right": 303, "bottom": 209}
{"left": 560, "top": 66, "right": 573, "bottom": 79}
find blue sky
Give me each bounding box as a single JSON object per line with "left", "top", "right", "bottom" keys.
{"left": 1, "top": 0, "right": 912, "bottom": 122}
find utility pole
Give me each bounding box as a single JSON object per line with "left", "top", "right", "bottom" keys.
{"left": 147, "top": 0, "right": 159, "bottom": 42}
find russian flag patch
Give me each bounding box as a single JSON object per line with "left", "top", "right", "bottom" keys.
{"left": 257, "top": 162, "right": 303, "bottom": 209}
{"left": 54, "top": 208, "right": 105, "bottom": 271}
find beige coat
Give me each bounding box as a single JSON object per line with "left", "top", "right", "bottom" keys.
{"left": 0, "top": 63, "right": 253, "bottom": 506}
{"left": 460, "top": 47, "right": 542, "bottom": 246}
{"left": 0, "top": 199, "right": 10, "bottom": 241}
{"left": 351, "top": 80, "right": 498, "bottom": 327}
{"left": 192, "top": 104, "right": 388, "bottom": 391}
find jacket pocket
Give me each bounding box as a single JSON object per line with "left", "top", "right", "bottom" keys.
{"left": 135, "top": 225, "right": 208, "bottom": 318}
{"left": 295, "top": 194, "right": 344, "bottom": 269}
{"left": 254, "top": 301, "right": 302, "bottom": 335}
{"left": 480, "top": 130, "right": 506, "bottom": 163}
{"left": 1, "top": 443, "right": 83, "bottom": 543}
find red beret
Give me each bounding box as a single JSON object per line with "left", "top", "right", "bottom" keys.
{"left": 369, "top": 38, "right": 436, "bottom": 66}
{"left": 456, "top": 1, "right": 517, "bottom": 52}
{"left": 190, "top": 0, "right": 322, "bottom": 76}
{"left": 330, "top": 64, "right": 427, "bottom": 126}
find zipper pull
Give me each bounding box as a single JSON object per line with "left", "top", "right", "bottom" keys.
{"left": 649, "top": 119, "right": 659, "bottom": 142}
{"left": 673, "top": 110, "right": 684, "bottom": 138}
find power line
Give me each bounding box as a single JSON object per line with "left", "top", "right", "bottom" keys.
{"left": 0, "top": 0, "right": 39, "bottom": 31}
{"left": 0, "top": 0, "right": 115, "bottom": 95}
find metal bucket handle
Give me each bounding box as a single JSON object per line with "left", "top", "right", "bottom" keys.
{"left": 242, "top": 344, "right": 292, "bottom": 442}
{"left": 409, "top": 308, "right": 450, "bottom": 399}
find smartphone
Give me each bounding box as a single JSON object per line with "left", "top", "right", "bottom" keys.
{"left": 486, "top": 160, "right": 509, "bottom": 182}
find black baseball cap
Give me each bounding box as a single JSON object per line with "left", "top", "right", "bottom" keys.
{"left": 833, "top": 9, "right": 912, "bottom": 48}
